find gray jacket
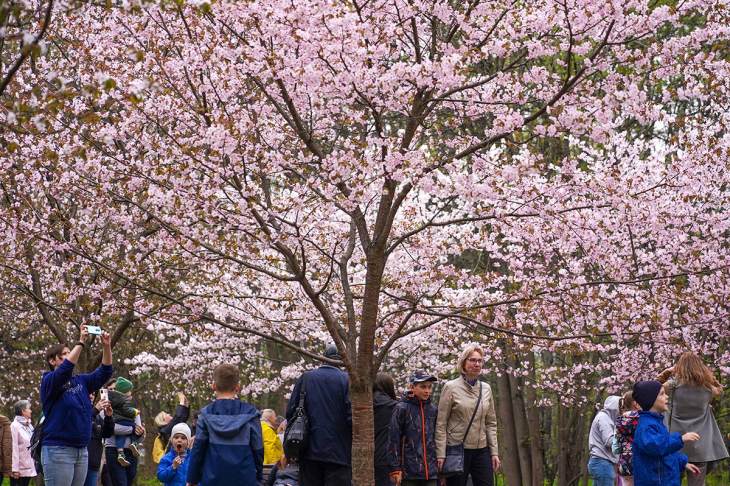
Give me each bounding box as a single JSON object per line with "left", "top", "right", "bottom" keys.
{"left": 665, "top": 381, "right": 729, "bottom": 462}
{"left": 101, "top": 410, "right": 142, "bottom": 449}
{"left": 588, "top": 396, "right": 620, "bottom": 463}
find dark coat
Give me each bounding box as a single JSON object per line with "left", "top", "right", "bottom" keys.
{"left": 108, "top": 389, "right": 136, "bottom": 423}
{"left": 159, "top": 405, "right": 190, "bottom": 444}
{"left": 88, "top": 409, "right": 115, "bottom": 471}
{"left": 633, "top": 411, "right": 688, "bottom": 486}
{"left": 286, "top": 366, "right": 352, "bottom": 466}
{"left": 373, "top": 391, "right": 397, "bottom": 467}
{"left": 388, "top": 393, "right": 438, "bottom": 481}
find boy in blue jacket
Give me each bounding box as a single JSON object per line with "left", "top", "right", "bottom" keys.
{"left": 388, "top": 371, "right": 439, "bottom": 486}
{"left": 185, "top": 364, "right": 264, "bottom": 486}
{"left": 632, "top": 380, "right": 701, "bottom": 486}
{"left": 157, "top": 423, "right": 192, "bottom": 486}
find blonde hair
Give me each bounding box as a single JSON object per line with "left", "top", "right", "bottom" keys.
{"left": 674, "top": 352, "right": 721, "bottom": 392}
{"left": 154, "top": 411, "right": 169, "bottom": 427}
{"left": 456, "top": 344, "right": 485, "bottom": 374}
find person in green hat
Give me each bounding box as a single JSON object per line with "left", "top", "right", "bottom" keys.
{"left": 107, "top": 377, "right": 141, "bottom": 466}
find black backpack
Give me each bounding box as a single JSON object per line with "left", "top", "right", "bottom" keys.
{"left": 283, "top": 374, "right": 309, "bottom": 460}
{"left": 29, "top": 398, "right": 56, "bottom": 475}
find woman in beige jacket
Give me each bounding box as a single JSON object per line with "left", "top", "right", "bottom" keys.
{"left": 436, "top": 344, "right": 500, "bottom": 486}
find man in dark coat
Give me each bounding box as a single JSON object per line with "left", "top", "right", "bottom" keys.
{"left": 286, "top": 343, "right": 352, "bottom": 486}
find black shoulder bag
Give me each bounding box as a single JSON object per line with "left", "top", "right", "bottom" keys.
{"left": 283, "top": 373, "right": 309, "bottom": 460}
{"left": 442, "top": 381, "right": 483, "bottom": 477}
{"left": 29, "top": 398, "right": 57, "bottom": 475}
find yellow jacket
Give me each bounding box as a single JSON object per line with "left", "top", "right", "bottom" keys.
{"left": 262, "top": 420, "right": 283, "bottom": 465}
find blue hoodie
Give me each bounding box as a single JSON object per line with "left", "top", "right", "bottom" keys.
{"left": 157, "top": 449, "right": 190, "bottom": 486}
{"left": 40, "top": 359, "right": 113, "bottom": 448}
{"left": 186, "top": 399, "right": 264, "bottom": 486}
{"left": 633, "top": 411, "right": 688, "bottom": 486}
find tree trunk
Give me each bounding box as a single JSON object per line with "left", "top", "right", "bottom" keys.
{"left": 496, "top": 370, "right": 522, "bottom": 486}
{"left": 507, "top": 372, "right": 532, "bottom": 486}
{"left": 349, "top": 375, "right": 375, "bottom": 486}
{"left": 525, "top": 353, "right": 545, "bottom": 486}
{"left": 556, "top": 404, "right": 569, "bottom": 486}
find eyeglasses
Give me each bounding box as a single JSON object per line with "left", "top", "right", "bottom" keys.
{"left": 466, "top": 358, "right": 484, "bottom": 364}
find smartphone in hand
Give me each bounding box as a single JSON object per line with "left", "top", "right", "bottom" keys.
{"left": 86, "top": 325, "right": 102, "bottom": 335}
{"left": 100, "top": 388, "right": 109, "bottom": 401}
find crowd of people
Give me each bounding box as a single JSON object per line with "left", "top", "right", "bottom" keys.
{"left": 587, "top": 352, "right": 728, "bottom": 486}
{"left": 0, "top": 326, "right": 726, "bottom": 486}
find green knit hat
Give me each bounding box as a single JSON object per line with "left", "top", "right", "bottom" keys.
{"left": 115, "top": 377, "right": 133, "bottom": 394}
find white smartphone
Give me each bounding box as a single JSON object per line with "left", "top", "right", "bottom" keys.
{"left": 86, "top": 325, "right": 102, "bottom": 335}
{"left": 100, "top": 388, "right": 108, "bottom": 401}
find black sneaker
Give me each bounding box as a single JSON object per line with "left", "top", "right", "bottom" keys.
{"left": 128, "top": 443, "right": 141, "bottom": 458}
{"left": 117, "top": 451, "right": 131, "bottom": 467}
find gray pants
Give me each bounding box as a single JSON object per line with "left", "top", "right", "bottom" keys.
{"left": 685, "top": 462, "right": 707, "bottom": 486}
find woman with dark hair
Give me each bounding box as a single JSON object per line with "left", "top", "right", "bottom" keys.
{"left": 10, "top": 400, "right": 36, "bottom": 486}
{"left": 658, "top": 352, "right": 729, "bottom": 486}
{"left": 40, "top": 327, "right": 113, "bottom": 486}
{"left": 85, "top": 393, "right": 114, "bottom": 486}
{"left": 373, "top": 372, "right": 397, "bottom": 486}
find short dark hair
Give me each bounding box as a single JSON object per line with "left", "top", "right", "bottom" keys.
{"left": 213, "top": 364, "right": 240, "bottom": 393}
{"left": 45, "top": 344, "right": 68, "bottom": 371}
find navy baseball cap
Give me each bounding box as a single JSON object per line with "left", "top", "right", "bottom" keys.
{"left": 409, "top": 370, "right": 437, "bottom": 384}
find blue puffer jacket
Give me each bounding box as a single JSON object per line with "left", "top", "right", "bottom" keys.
{"left": 388, "top": 393, "right": 438, "bottom": 481}
{"left": 633, "top": 411, "right": 688, "bottom": 486}
{"left": 186, "top": 399, "right": 264, "bottom": 486}
{"left": 157, "top": 449, "right": 190, "bottom": 486}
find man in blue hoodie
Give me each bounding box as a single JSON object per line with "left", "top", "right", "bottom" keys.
{"left": 40, "top": 326, "right": 113, "bottom": 486}
{"left": 185, "top": 364, "right": 264, "bottom": 486}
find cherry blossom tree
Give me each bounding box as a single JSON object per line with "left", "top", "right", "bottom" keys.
{"left": 2, "top": 0, "right": 730, "bottom": 484}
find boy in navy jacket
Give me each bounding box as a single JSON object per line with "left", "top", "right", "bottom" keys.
{"left": 632, "top": 380, "right": 701, "bottom": 486}
{"left": 185, "top": 364, "right": 264, "bottom": 486}
{"left": 388, "top": 371, "right": 439, "bottom": 486}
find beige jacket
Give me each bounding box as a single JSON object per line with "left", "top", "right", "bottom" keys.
{"left": 435, "top": 377, "right": 499, "bottom": 458}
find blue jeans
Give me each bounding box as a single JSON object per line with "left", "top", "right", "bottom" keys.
{"left": 104, "top": 448, "right": 137, "bottom": 486}
{"left": 113, "top": 419, "right": 136, "bottom": 450}
{"left": 42, "top": 445, "right": 89, "bottom": 486}
{"left": 588, "top": 456, "right": 616, "bottom": 486}
{"left": 84, "top": 469, "right": 99, "bottom": 486}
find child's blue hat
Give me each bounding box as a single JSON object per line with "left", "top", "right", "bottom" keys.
{"left": 409, "top": 370, "right": 437, "bottom": 384}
